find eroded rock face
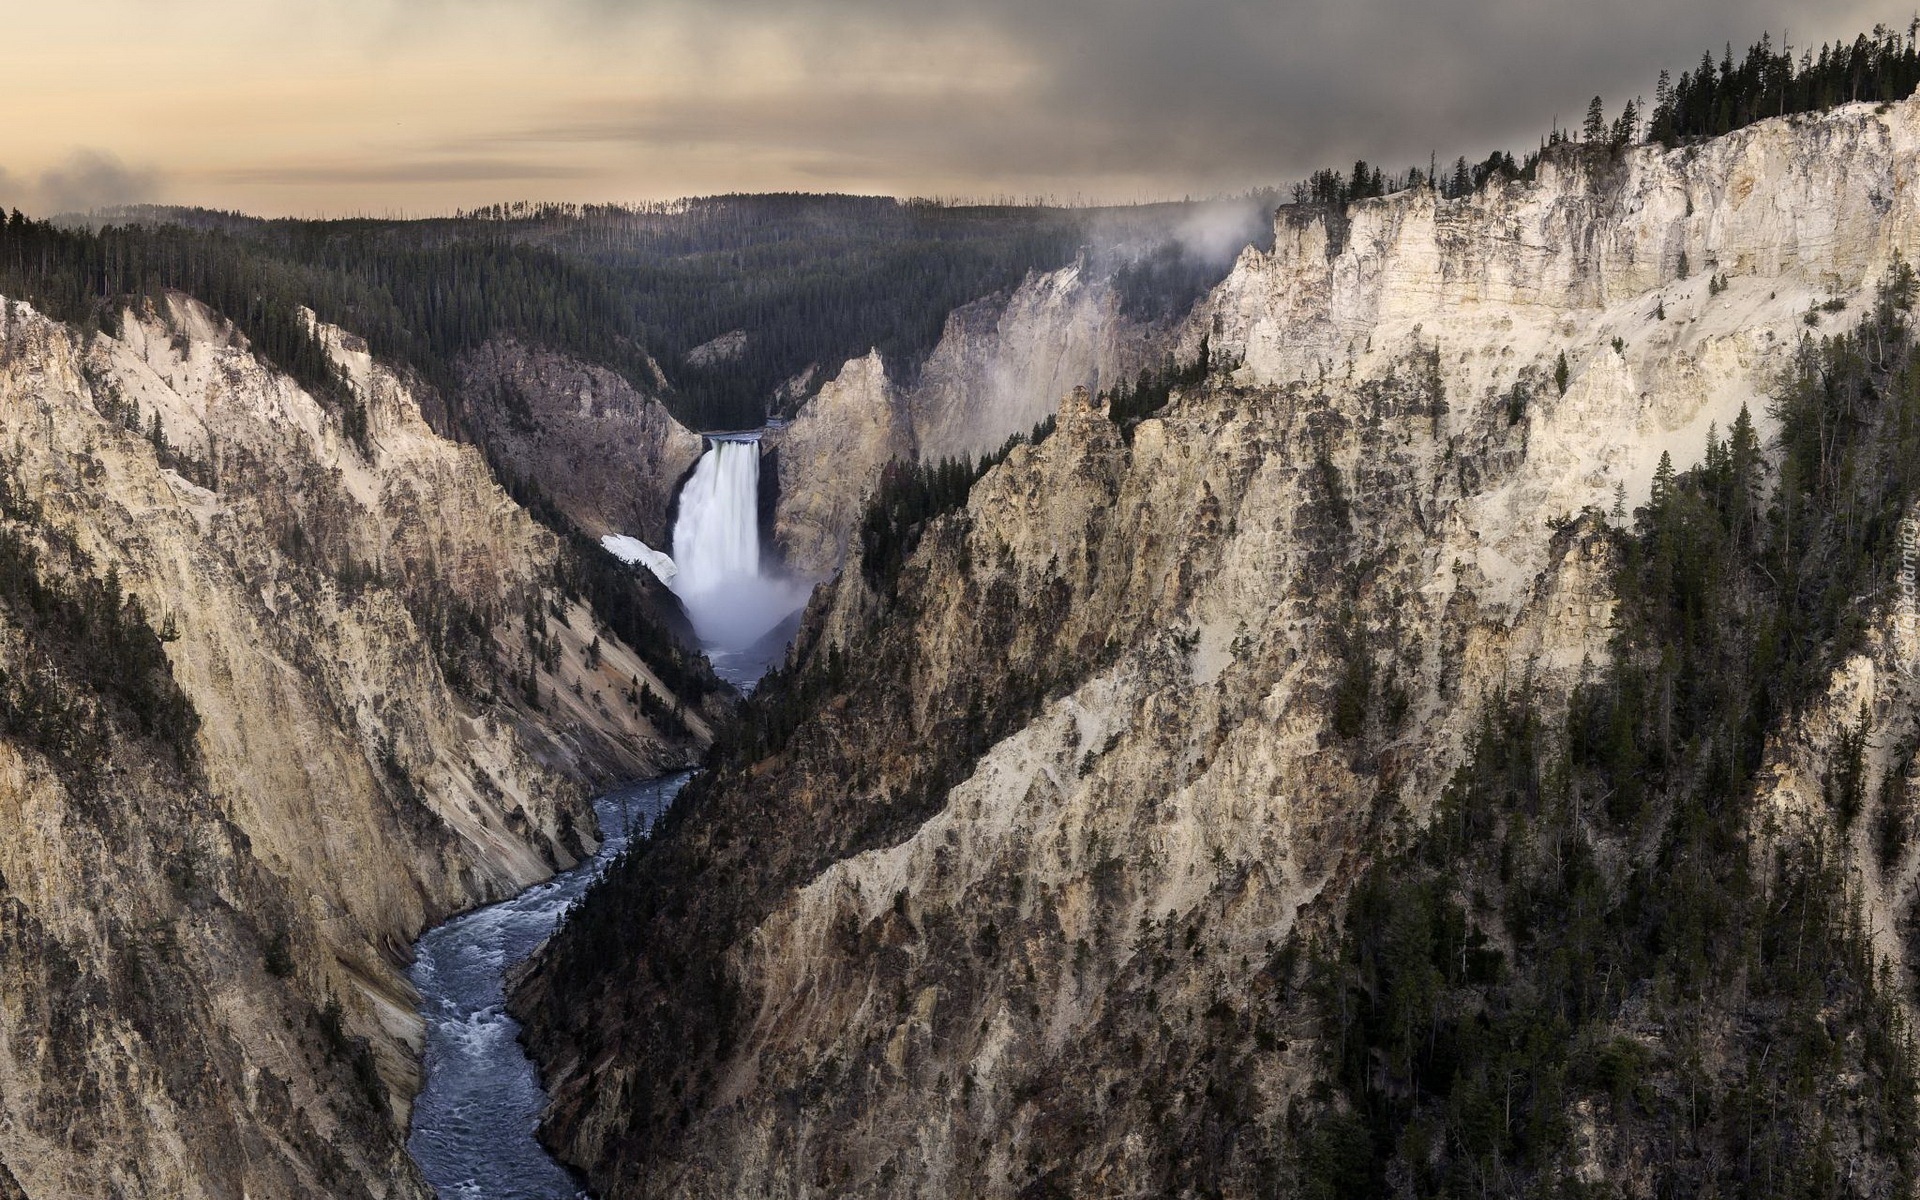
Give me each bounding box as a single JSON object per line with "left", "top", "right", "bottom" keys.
{"left": 1187, "top": 98, "right": 1920, "bottom": 512}
{"left": 685, "top": 329, "right": 749, "bottom": 369}
{"left": 765, "top": 351, "right": 909, "bottom": 578}
{"left": 769, "top": 266, "right": 1160, "bottom": 581}
{"left": 454, "top": 338, "right": 702, "bottom": 545}
{"left": 520, "top": 99, "right": 1920, "bottom": 1198}
{"left": 909, "top": 262, "right": 1160, "bottom": 464}
{"left": 0, "top": 296, "right": 707, "bottom": 1200}
{"left": 1192, "top": 105, "right": 1915, "bottom": 393}
{"left": 523, "top": 350, "right": 1624, "bottom": 1200}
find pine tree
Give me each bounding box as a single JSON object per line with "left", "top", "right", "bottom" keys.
{"left": 1650, "top": 450, "right": 1676, "bottom": 508}
{"left": 1727, "top": 402, "right": 1759, "bottom": 540}
{"left": 1651, "top": 70, "right": 1678, "bottom": 145}
{"left": 1555, "top": 351, "right": 1570, "bottom": 395}
{"left": 1610, "top": 99, "right": 1640, "bottom": 148}
{"left": 1583, "top": 96, "right": 1608, "bottom": 143}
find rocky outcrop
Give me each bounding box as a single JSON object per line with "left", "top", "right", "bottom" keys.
{"left": 1187, "top": 99, "right": 1920, "bottom": 512}
{"left": 1194, "top": 105, "right": 1916, "bottom": 387}
{"left": 685, "top": 330, "right": 749, "bottom": 369}
{"left": 454, "top": 339, "right": 702, "bottom": 545}
{"left": 769, "top": 265, "right": 1161, "bottom": 580}
{"left": 521, "top": 99, "right": 1920, "bottom": 1197}
{"left": 764, "top": 351, "right": 908, "bottom": 578}
{"left": 910, "top": 261, "right": 1160, "bottom": 464}
{"left": 0, "top": 295, "right": 709, "bottom": 1200}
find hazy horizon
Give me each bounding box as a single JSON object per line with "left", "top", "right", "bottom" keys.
{"left": 1, "top": 0, "right": 1895, "bottom": 219}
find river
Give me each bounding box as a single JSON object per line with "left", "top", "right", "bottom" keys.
{"left": 407, "top": 428, "right": 797, "bottom": 1196}
{"left": 405, "top": 774, "right": 689, "bottom": 1199}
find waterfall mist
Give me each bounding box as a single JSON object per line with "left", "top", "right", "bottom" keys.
{"left": 669, "top": 437, "right": 811, "bottom": 684}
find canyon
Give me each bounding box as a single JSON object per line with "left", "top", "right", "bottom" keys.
{"left": 516, "top": 96, "right": 1920, "bottom": 1196}
{"left": 0, "top": 295, "right": 714, "bottom": 1198}
{"left": 3, "top": 82, "right": 1920, "bottom": 1200}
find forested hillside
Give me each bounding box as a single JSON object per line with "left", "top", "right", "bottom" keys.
{"left": 473, "top": 197, "right": 1090, "bottom": 429}
{"left": 1299, "top": 272, "right": 1920, "bottom": 1196}
{"left": 33, "top": 194, "right": 1276, "bottom": 434}
{"left": 22, "top": 199, "right": 1087, "bottom": 431}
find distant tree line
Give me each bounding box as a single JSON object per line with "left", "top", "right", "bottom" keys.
{"left": 403, "top": 194, "right": 1090, "bottom": 429}
{"left": 0, "top": 197, "right": 1100, "bottom": 435}
{"left": 1286, "top": 22, "right": 1920, "bottom": 214}
{"left": 1292, "top": 151, "right": 1541, "bottom": 208}
{"left": 1650, "top": 25, "right": 1920, "bottom": 143}
{"left": 0, "top": 211, "right": 363, "bottom": 442}
{"left": 567, "top": 198, "right": 1089, "bottom": 430}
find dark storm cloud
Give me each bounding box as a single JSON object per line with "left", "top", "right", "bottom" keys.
{"left": 545, "top": 0, "right": 1876, "bottom": 191}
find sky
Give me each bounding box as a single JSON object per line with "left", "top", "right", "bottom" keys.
{"left": 0, "top": 0, "right": 1897, "bottom": 217}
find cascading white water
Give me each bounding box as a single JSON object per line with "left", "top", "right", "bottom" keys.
{"left": 672, "top": 439, "right": 762, "bottom": 591}
{"left": 668, "top": 436, "right": 811, "bottom": 685}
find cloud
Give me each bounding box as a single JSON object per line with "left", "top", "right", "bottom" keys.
{"left": 0, "top": 0, "right": 1890, "bottom": 213}
{"left": 496, "top": 0, "right": 1881, "bottom": 196}
{"left": 0, "top": 150, "right": 164, "bottom": 217}
{"left": 1169, "top": 198, "right": 1280, "bottom": 264}
{"left": 36, "top": 149, "right": 163, "bottom": 215}
{"left": 207, "top": 158, "right": 594, "bottom": 186}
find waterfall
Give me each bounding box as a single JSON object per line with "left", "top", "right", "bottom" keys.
{"left": 671, "top": 439, "right": 762, "bottom": 592}
{"left": 668, "top": 436, "right": 810, "bottom": 685}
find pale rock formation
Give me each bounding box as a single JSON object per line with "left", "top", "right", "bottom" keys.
{"left": 909, "top": 261, "right": 1159, "bottom": 464}
{"left": 0, "top": 294, "right": 706, "bottom": 1200}
{"left": 523, "top": 98, "right": 1920, "bottom": 1199}
{"left": 770, "top": 264, "right": 1160, "bottom": 581}
{"left": 1189, "top": 97, "right": 1920, "bottom": 570}
{"left": 765, "top": 350, "right": 908, "bottom": 578}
